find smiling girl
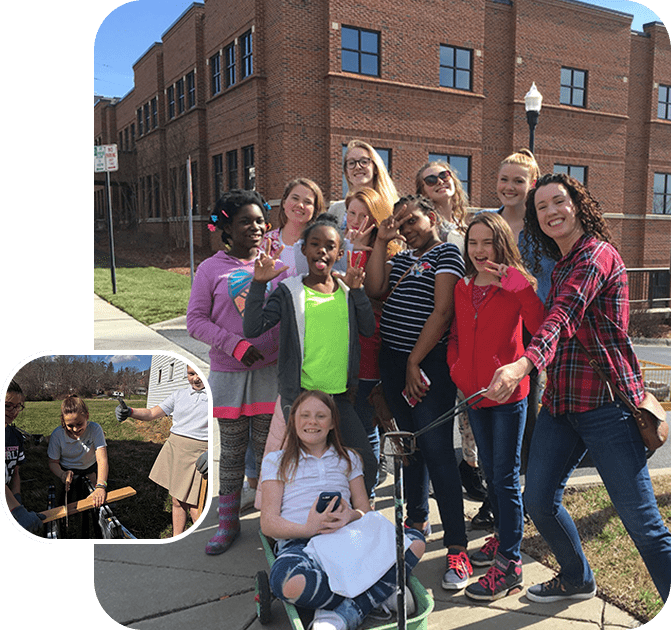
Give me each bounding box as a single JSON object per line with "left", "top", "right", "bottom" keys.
{"left": 187, "top": 189, "right": 287, "bottom": 554}
{"left": 244, "top": 214, "right": 378, "bottom": 496}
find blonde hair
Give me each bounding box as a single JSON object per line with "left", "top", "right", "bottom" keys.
{"left": 499, "top": 148, "right": 540, "bottom": 183}
{"left": 343, "top": 140, "right": 399, "bottom": 203}
{"left": 415, "top": 161, "right": 469, "bottom": 233}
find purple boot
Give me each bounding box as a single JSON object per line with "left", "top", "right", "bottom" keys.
{"left": 205, "top": 491, "right": 241, "bottom": 555}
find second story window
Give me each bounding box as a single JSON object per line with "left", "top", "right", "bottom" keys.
{"left": 167, "top": 85, "right": 175, "bottom": 119}
{"left": 211, "top": 52, "right": 221, "bottom": 96}
{"left": 429, "top": 152, "right": 471, "bottom": 197}
{"left": 177, "top": 78, "right": 185, "bottom": 114}
{"left": 242, "top": 30, "right": 253, "bottom": 78}
{"left": 653, "top": 173, "right": 671, "bottom": 215}
{"left": 137, "top": 108, "right": 143, "bottom": 136}
{"left": 341, "top": 26, "right": 380, "bottom": 77}
{"left": 658, "top": 84, "right": 671, "bottom": 120}
{"left": 554, "top": 164, "right": 587, "bottom": 184}
{"left": 187, "top": 71, "right": 196, "bottom": 109}
{"left": 144, "top": 103, "right": 150, "bottom": 133}
{"left": 151, "top": 97, "right": 158, "bottom": 128}
{"left": 440, "top": 44, "right": 472, "bottom": 91}
{"left": 560, "top": 67, "right": 587, "bottom": 107}
{"left": 225, "top": 42, "right": 236, "bottom": 88}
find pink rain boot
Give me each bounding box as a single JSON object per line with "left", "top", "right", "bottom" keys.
{"left": 205, "top": 491, "right": 241, "bottom": 555}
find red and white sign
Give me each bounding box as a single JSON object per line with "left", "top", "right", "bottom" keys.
{"left": 94, "top": 144, "right": 119, "bottom": 172}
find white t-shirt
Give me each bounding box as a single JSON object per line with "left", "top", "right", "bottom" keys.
{"left": 158, "top": 386, "right": 208, "bottom": 442}
{"left": 47, "top": 422, "right": 106, "bottom": 470}
{"left": 261, "top": 446, "right": 363, "bottom": 532}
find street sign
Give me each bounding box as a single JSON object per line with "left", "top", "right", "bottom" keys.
{"left": 94, "top": 144, "right": 118, "bottom": 172}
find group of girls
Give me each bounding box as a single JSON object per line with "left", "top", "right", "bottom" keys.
{"left": 186, "top": 140, "right": 671, "bottom": 629}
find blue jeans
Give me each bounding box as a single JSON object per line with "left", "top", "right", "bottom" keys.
{"left": 467, "top": 398, "right": 527, "bottom": 561}
{"left": 524, "top": 402, "right": 671, "bottom": 600}
{"left": 379, "top": 343, "right": 465, "bottom": 549}
{"left": 270, "top": 529, "right": 424, "bottom": 629}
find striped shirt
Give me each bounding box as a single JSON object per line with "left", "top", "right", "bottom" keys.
{"left": 380, "top": 242, "right": 465, "bottom": 353}
{"left": 524, "top": 234, "right": 645, "bottom": 415}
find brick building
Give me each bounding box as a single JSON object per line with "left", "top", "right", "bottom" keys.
{"left": 94, "top": 0, "right": 671, "bottom": 289}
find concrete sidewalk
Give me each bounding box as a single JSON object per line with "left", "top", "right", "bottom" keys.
{"left": 94, "top": 469, "right": 645, "bottom": 630}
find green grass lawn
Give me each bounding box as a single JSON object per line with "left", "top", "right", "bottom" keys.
{"left": 94, "top": 266, "right": 192, "bottom": 325}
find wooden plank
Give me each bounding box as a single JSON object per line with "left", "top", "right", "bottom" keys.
{"left": 39, "top": 487, "right": 136, "bottom": 523}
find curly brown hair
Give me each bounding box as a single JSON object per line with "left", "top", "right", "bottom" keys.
{"left": 523, "top": 172, "right": 613, "bottom": 273}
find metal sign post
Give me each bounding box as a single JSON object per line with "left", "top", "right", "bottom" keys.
{"left": 95, "top": 145, "right": 119, "bottom": 293}
{"left": 187, "top": 155, "right": 195, "bottom": 284}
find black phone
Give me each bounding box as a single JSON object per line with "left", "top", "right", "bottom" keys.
{"left": 316, "top": 491, "right": 342, "bottom": 513}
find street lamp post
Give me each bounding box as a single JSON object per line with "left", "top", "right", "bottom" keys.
{"left": 524, "top": 82, "right": 543, "bottom": 154}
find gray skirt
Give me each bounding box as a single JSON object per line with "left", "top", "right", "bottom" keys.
{"left": 209, "top": 363, "right": 279, "bottom": 419}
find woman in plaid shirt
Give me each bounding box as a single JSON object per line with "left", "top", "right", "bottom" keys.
{"left": 485, "top": 173, "right": 671, "bottom": 604}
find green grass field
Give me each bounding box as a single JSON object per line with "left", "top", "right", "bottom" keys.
{"left": 94, "top": 266, "right": 192, "bottom": 325}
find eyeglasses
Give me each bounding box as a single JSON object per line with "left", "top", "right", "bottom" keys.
{"left": 423, "top": 170, "right": 451, "bottom": 186}
{"left": 5, "top": 402, "right": 25, "bottom": 413}
{"left": 345, "top": 157, "right": 372, "bottom": 170}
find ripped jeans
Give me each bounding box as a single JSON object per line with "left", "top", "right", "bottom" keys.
{"left": 269, "top": 528, "right": 424, "bottom": 629}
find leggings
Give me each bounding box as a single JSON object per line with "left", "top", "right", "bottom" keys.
{"left": 217, "top": 414, "right": 271, "bottom": 495}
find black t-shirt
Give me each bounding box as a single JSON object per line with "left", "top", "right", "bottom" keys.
{"left": 5, "top": 425, "right": 25, "bottom": 486}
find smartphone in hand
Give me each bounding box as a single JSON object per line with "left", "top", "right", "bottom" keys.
{"left": 316, "top": 491, "right": 342, "bottom": 513}
{"left": 402, "top": 368, "right": 431, "bottom": 407}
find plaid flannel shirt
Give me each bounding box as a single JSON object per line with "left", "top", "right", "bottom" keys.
{"left": 524, "top": 234, "right": 644, "bottom": 416}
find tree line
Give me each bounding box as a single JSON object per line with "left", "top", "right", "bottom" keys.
{"left": 13, "top": 356, "right": 148, "bottom": 401}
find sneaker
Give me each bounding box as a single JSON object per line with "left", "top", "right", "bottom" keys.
{"left": 370, "top": 585, "right": 416, "bottom": 620}
{"left": 471, "top": 498, "right": 495, "bottom": 530}
{"left": 465, "top": 553, "right": 523, "bottom": 601}
{"left": 459, "top": 459, "right": 488, "bottom": 502}
{"left": 441, "top": 549, "right": 473, "bottom": 590}
{"left": 309, "top": 608, "right": 347, "bottom": 630}
{"left": 240, "top": 481, "right": 257, "bottom": 513}
{"left": 470, "top": 535, "right": 499, "bottom": 567}
{"left": 404, "top": 517, "right": 431, "bottom": 538}
{"left": 526, "top": 574, "right": 597, "bottom": 604}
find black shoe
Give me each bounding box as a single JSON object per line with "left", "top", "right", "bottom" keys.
{"left": 459, "top": 460, "right": 488, "bottom": 502}
{"left": 471, "top": 498, "right": 495, "bottom": 530}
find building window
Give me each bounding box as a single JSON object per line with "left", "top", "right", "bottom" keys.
{"left": 243, "top": 145, "right": 255, "bottom": 189}
{"left": 429, "top": 152, "right": 471, "bottom": 197}
{"left": 147, "top": 175, "right": 153, "bottom": 218}
{"left": 151, "top": 97, "right": 158, "bottom": 128}
{"left": 124, "top": 127, "right": 129, "bottom": 150}
{"left": 211, "top": 52, "right": 221, "bottom": 95}
{"left": 144, "top": 103, "right": 150, "bottom": 133}
{"left": 554, "top": 164, "right": 587, "bottom": 184}
{"left": 213, "top": 154, "right": 224, "bottom": 202}
{"left": 118, "top": 131, "right": 123, "bottom": 151}
{"left": 130, "top": 123, "right": 135, "bottom": 147}
{"left": 341, "top": 26, "right": 380, "bottom": 77}
{"left": 187, "top": 71, "right": 196, "bottom": 109}
{"left": 190, "top": 160, "right": 199, "bottom": 213}
{"left": 653, "top": 173, "right": 671, "bottom": 215}
{"left": 137, "top": 108, "right": 143, "bottom": 136}
{"left": 225, "top": 42, "right": 236, "bottom": 88}
{"left": 241, "top": 30, "right": 253, "bottom": 78}
{"left": 167, "top": 85, "right": 175, "bottom": 119}
{"left": 658, "top": 84, "right": 671, "bottom": 120}
{"left": 439, "top": 45, "right": 472, "bottom": 91}
{"left": 154, "top": 174, "right": 160, "bottom": 217}
{"left": 227, "top": 150, "right": 238, "bottom": 189}
{"left": 177, "top": 78, "right": 185, "bottom": 114}
{"left": 560, "top": 67, "right": 587, "bottom": 107}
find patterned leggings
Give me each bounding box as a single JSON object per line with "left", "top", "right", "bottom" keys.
{"left": 217, "top": 414, "right": 271, "bottom": 495}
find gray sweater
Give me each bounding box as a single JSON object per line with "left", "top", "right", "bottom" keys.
{"left": 243, "top": 275, "right": 375, "bottom": 407}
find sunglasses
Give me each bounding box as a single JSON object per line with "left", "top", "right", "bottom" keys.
{"left": 423, "top": 170, "right": 451, "bottom": 186}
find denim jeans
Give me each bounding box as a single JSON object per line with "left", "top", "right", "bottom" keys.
{"left": 467, "top": 398, "right": 527, "bottom": 561}
{"left": 270, "top": 528, "right": 424, "bottom": 629}
{"left": 354, "top": 378, "right": 381, "bottom": 496}
{"left": 524, "top": 402, "right": 671, "bottom": 600}
{"left": 379, "top": 343, "right": 465, "bottom": 549}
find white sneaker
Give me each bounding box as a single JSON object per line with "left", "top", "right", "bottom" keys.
{"left": 309, "top": 608, "right": 347, "bottom": 630}
{"left": 370, "top": 585, "right": 416, "bottom": 620}
{"left": 240, "top": 481, "right": 257, "bottom": 513}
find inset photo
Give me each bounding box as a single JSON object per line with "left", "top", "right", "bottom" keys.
{"left": 4, "top": 353, "right": 210, "bottom": 540}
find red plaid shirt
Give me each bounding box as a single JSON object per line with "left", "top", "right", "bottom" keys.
{"left": 524, "top": 234, "right": 644, "bottom": 415}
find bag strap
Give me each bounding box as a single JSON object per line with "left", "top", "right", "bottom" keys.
{"left": 387, "top": 241, "right": 441, "bottom": 298}
{"left": 572, "top": 335, "right": 639, "bottom": 417}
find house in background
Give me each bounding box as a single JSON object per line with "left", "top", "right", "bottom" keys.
{"left": 146, "top": 355, "right": 189, "bottom": 408}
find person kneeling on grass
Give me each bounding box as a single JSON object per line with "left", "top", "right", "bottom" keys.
{"left": 115, "top": 366, "right": 208, "bottom": 536}
{"left": 260, "top": 390, "right": 425, "bottom": 630}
